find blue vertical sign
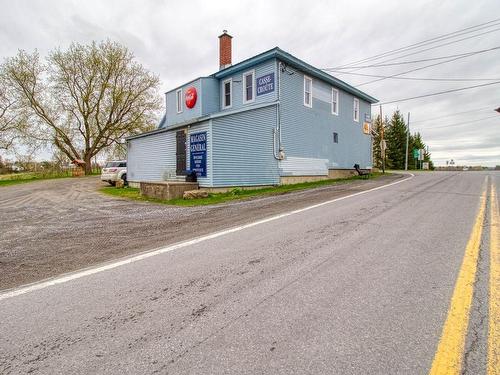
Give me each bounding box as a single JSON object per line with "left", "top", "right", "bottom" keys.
{"left": 189, "top": 132, "right": 207, "bottom": 177}
{"left": 256, "top": 73, "right": 275, "bottom": 96}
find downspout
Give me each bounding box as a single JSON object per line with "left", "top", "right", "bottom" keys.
{"left": 273, "top": 61, "right": 285, "bottom": 160}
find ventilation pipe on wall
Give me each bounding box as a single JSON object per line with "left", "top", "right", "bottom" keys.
{"left": 273, "top": 61, "right": 285, "bottom": 160}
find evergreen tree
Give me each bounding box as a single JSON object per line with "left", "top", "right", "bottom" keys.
{"left": 385, "top": 110, "right": 408, "bottom": 170}
{"left": 372, "top": 109, "right": 434, "bottom": 171}
{"left": 409, "top": 132, "right": 434, "bottom": 170}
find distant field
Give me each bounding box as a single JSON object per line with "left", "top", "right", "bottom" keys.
{"left": 0, "top": 171, "right": 73, "bottom": 186}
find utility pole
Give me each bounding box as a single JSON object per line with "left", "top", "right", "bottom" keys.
{"left": 380, "top": 105, "right": 385, "bottom": 174}
{"left": 405, "top": 112, "right": 410, "bottom": 171}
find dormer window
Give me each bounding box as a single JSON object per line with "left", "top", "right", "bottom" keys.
{"left": 243, "top": 70, "right": 255, "bottom": 104}
{"left": 222, "top": 78, "right": 232, "bottom": 109}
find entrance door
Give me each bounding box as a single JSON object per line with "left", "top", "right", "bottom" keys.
{"left": 176, "top": 130, "right": 187, "bottom": 175}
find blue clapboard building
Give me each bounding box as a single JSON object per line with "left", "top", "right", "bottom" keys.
{"left": 127, "top": 31, "right": 378, "bottom": 188}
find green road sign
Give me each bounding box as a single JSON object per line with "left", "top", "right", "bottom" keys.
{"left": 413, "top": 149, "right": 419, "bottom": 158}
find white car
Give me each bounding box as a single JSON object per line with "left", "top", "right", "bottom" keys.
{"left": 101, "top": 160, "right": 127, "bottom": 186}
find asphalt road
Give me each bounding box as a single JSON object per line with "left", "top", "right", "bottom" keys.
{"left": 0, "top": 174, "right": 401, "bottom": 289}
{"left": 0, "top": 171, "right": 498, "bottom": 374}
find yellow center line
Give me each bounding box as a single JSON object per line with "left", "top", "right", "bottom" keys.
{"left": 429, "top": 181, "right": 487, "bottom": 375}
{"left": 489, "top": 181, "right": 499, "bottom": 375}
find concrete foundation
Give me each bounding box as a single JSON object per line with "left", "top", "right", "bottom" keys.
{"left": 280, "top": 175, "right": 329, "bottom": 185}
{"left": 140, "top": 181, "right": 199, "bottom": 200}
{"left": 203, "top": 185, "right": 275, "bottom": 193}
{"left": 328, "top": 169, "right": 358, "bottom": 179}
{"left": 280, "top": 169, "right": 371, "bottom": 185}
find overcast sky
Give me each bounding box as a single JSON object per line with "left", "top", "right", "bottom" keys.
{"left": 1, "top": 0, "right": 499, "bottom": 166}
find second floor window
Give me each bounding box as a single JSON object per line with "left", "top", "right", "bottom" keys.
{"left": 353, "top": 98, "right": 359, "bottom": 122}
{"left": 331, "top": 88, "right": 339, "bottom": 115}
{"left": 304, "top": 75, "right": 312, "bottom": 108}
{"left": 223, "top": 79, "right": 232, "bottom": 109}
{"left": 243, "top": 70, "right": 255, "bottom": 103}
{"left": 176, "top": 89, "right": 182, "bottom": 113}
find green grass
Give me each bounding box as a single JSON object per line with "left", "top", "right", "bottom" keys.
{"left": 100, "top": 172, "right": 385, "bottom": 207}
{"left": 0, "top": 170, "right": 99, "bottom": 187}
{"left": 0, "top": 178, "right": 38, "bottom": 187}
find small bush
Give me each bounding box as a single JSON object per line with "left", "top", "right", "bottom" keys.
{"left": 229, "top": 188, "right": 244, "bottom": 196}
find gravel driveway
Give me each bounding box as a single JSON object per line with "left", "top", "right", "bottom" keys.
{"left": 0, "top": 174, "right": 401, "bottom": 290}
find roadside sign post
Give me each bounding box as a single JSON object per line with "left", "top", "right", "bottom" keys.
{"left": 418, "top": 149, "right": 425, "bottom": 169}
{"left": 413, "top": 149, "right": 418, "bottom": 170}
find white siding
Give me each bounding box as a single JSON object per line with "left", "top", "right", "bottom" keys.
{"left": 279, "top": 156, "right": 328, "bottom": 176}
{"left": 127, "top": 131, "right": 175, "bottom": 182}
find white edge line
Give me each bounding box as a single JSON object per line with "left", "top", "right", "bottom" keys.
{"left": 0, "top": 173, "right": 414, "bottom": 301}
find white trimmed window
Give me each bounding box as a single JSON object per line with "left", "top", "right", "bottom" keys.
{"left": 222, "top": 78, "right": 232, "bottom": 109}
{"left": 331, "top": 88, "right": 339, "bottom": 115}
{"left": 176, "top": 89, "right": 183, "bottom": 113}
{"left": 243, "top": 70, "right": 255, "bottom": 104}
{"left": 304, "top": 75, "right": 312, "bottom": 108}
{"left": 353, "top": 98, "right": 359, "bottom": 122}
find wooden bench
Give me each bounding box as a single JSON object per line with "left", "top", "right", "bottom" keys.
{"left": 353, "top": 164, "right": 370, "bottom": 179}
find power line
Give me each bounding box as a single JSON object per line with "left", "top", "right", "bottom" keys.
{"left": 348, "top": 27, "right": 500, "bottom": 72}
{"left": 412, "top": 107, "right": 493, "bottom": 123}
{"left": 413, "top": 115, "right": 499, "bottom": 129}
{"left": 376, "top": 81, "right": 500, "bottom": 105}
{"left": 342, "top": 20, "right": 500, "bottom": 68}
{"left": 322, "top": 46, "right": 500, "bottom": 70}
{"left": 324, "top": 70, "right": 500, "bottom": 83}
{"left": 355, "top": 49, "right": 492, "bottom": 87}
{"left": 334, "top": 18, "right": 500, "bottom": 69}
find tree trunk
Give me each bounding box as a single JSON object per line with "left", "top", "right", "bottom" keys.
{"left": 84, "top": 154, "right": 93, "bottom": 175}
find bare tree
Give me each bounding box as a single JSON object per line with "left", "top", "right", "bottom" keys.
{"left": 3, "top": 40, "right": 161, "bottom": 174}
{"left": 106, "top": 142, "right": 128, "bottom": 161}
{"left": 0, "top": 74, "right": 27, "bottom": 152}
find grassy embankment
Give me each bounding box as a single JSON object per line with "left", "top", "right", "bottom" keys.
{"left": 100, "top": 172, "right": 385, "bottom": 207}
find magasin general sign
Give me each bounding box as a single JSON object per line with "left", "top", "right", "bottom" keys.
{"left": 189, "top": 132, "right": 207, "bottom": 177}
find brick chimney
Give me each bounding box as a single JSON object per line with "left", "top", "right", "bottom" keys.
{"left": 218, "top": 30, "right": 232, "bottom": 70}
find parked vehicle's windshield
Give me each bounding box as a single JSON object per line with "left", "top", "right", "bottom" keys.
{"left": 105, "top": 162, "right": 125, "bottom": 168}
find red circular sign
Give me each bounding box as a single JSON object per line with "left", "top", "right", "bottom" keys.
{"left": 185, "top": 87, "right": 197, "bottom": 109}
